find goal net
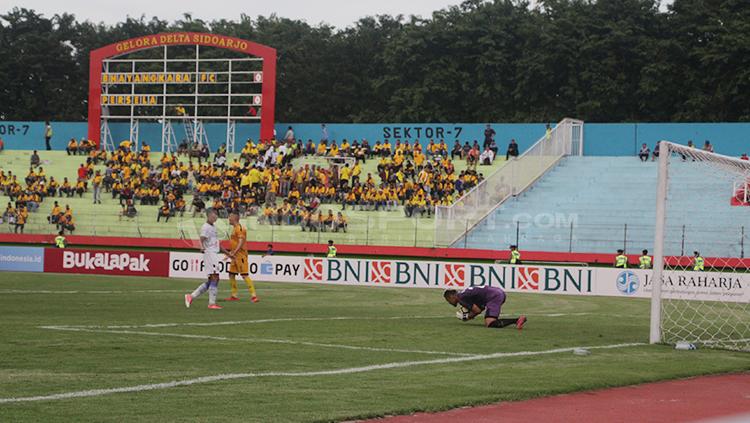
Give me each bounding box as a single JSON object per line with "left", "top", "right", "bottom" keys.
{"left": 650, "top": 141, "right": 750, "bottom": 352}
{"left": 434, "top": 118, "right": 583, "bottom": 247}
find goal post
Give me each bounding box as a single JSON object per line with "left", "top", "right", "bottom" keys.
{"left": 650, "top": 141, "right": 750, "bottom": 351}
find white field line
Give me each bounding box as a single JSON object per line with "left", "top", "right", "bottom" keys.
{"left": 49, "top": 315, "right": 450, "bottom": 330}
{"left": 0, "top": 342, "right": 646, "bottom": 404}
{"left": 526, "top": 312, "right": 647, "bottom": 318}
{"left": 698, "top": 338, "right": 750, "bottom": 345}
{"left": 0, "top": 288, "right": 321, "bottom": 295}
{"left": 40, "top": 326, "right": 474, "bottom": 357}
{"left": 0, "top": 289, "right": 187, "bottom": 294}
{"left": 47, "top": 313, "right": 621, "bottom": 330}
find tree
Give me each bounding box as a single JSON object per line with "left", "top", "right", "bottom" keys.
{"left": 1, "top": 1, "right": 749, "bottom": 123}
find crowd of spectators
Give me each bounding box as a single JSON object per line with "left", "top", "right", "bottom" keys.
{"left": 1, "top": 124, "right": 505, "bottom": 235}
{"left": 639, "top": 139, "right": 732, "bottom": 162}
{"left": 92, "top": 133, "right": 490, "bottom": 231}
{"left": 0, "top": 150, "right": 77, "bottom": 234}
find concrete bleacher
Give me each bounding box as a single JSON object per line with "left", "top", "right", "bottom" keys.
{"left": 461, "top": 156, "right": 750, "bottom": 257}
{"left": 0, "top": 150, "right": 504, "bottom": 247}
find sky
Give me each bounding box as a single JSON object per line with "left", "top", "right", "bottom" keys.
{"left": 7, "top": 0, "right": 468, "bottom": 28}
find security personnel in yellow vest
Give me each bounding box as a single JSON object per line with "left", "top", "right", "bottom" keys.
{"left": 614, "top": 249, "right": 628, "bottom": 268}
{"left": 692, "top": 251, "right": 705, "bottom": 271}
{"left": 509, "top": 245, "right": 521, "bottom": 264}
{"left": 327, "top": 240, "right": 337, "bottom": 258}
{"left": 639, "top": 249, "right": 652, "bottom": 269}
{"left": 54, "top": 230, "right": 66, "bottom": 248}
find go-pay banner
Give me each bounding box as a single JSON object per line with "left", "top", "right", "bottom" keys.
{"left": 168, "top": 252, "right": 748, "bottom": 303}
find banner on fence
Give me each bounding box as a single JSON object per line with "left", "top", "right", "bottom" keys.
{"left": 168, "top": 253, "right": 749, "bottom": 303}
{"left": 0, "top": 246, "right": 44, "bottom": 272}
{"left": 45, "top": 248, "right": 170, "bottom": 277}
{"left": 597, "top": 268, "right": 747, "bottom": 303}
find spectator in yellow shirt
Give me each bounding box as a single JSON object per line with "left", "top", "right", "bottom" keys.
{"left": 334, "top": 212, "right": 348, "bottom": 232}
{"left": 66, "top": 139, "right": 78, "bottom": 156}
{"left": 339, "top": 164, "right": 352, "bottom": 188}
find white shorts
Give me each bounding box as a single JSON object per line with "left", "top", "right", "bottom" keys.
{"left": 204, "top": 251, "right": 220, "bottom": 275}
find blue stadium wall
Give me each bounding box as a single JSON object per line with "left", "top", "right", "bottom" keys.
{"left": 0, "top": 121, "right": 748, "bottom": 157}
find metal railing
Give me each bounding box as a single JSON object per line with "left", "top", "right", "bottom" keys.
{"left": 3, "top": 210, "right": 744, "bottom": 257}
{"left": 0, "top": 210, "right": 441, "bottom": 248}
{"left": 434, "top": 118, "right": 583, "bottom": 247}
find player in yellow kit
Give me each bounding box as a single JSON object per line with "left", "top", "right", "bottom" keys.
{"left": 223, "top": 212, "right": 259, "bottom": 303}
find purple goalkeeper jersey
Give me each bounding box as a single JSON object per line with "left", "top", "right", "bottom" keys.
{"left": 457, "top": 286, "right": 506, "bottom": 318}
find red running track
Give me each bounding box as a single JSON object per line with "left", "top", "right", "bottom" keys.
{"left": 368, "top": 373, "right": 750, "bottom": 423}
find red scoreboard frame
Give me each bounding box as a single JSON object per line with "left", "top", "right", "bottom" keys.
{"left": 87, "top": 32, "right": 277, "bottom": 148}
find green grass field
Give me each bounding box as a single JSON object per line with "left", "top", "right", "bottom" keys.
{"left": 0, "top": 151, "right": 504, "bottom": 246}
{"left": 1, "top": 272, "right": 748, "bottom": 422}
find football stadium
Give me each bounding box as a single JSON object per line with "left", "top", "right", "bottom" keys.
{"left": 0, "top": 2, "right": 749, "bottom": 422}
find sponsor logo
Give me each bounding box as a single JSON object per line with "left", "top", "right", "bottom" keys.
{"left": 616, "top": 271, "right": 639, "bottom": 295}
{"left": 516, "top": 267, "right": 540, "bottom": 290}
{"left": 63, "top": 251, "right": 151, "bottom": 272}
{"left": 0, "top": 254, "right": 42, "bottom": 264}
{"left": 304, "top": 258, "right": 323, "bottom": 281}
{"left": 171, "top": 257, "right": 205, "bottom": 273}
{"left": 0, "top": 246, "right": 44, "bottom": 272}
{"left": 170, "top": 257, "right": 231, "bottom": 274}
{"left": 443, "top": 264, "right": 465, "bottom": 287}
{"left": 47, "top": 248, "right": 168, "bottom": 277}
{"left": 644, "top": 274, "right": 742, "bottom": 291}
{"left": 370, "top": 261, "right": 392, "bottom": 283}
{"left": 169, "top": 253, "right": 300, "bottom": 280}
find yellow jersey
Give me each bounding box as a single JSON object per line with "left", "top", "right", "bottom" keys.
{"left": 340, "top": 167, "right": 352, "bottom": 180}
{"left": 230, "top": 224, "right": 248, "bottom": 257}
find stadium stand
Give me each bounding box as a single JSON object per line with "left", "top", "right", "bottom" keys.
{"left": 461, "top": 156, "right": 750, "bottom": 257}
{"left": 0, "top": 139, "right": 503, "bottom": 246}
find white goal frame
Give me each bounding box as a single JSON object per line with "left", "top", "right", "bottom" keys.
{"left": 649, "top": 140, "right": 750, "bottom": 345}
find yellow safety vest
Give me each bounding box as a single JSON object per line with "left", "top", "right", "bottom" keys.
{"left": 639, "top": 255, "right": 652, "bottom": 269}
{"left": 327, "top": 246, "right": 337, "bottom": 258}
{"left": 510, "top": 250, "right": 521, "bottom": 264}
{"left": 55, "top": 235, "right": 66, "bottom": 248}
{"left": 615, "top": 255, "right": 628, "bottom": 268}
{"left": 693, "top": 257, "right": 704, "bottom": 271}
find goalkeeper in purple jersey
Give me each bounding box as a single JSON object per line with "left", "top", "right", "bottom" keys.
{"left": 443, "top": 286, "right": 526, "bottom": 329}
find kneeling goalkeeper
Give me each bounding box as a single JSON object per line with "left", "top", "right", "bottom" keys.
{"left": 444, "top": 286, "right": 526, "bottom": 329}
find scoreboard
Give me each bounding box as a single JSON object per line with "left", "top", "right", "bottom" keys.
{"left": 87, "top": 32, "right": 276, "bottom": 151}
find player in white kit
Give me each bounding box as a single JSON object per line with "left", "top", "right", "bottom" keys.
{"left": 184, "top": 210, "right": 223, "bottom": 309}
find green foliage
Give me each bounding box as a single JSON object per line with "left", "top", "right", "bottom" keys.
{"left": 1, "top": 0, "right": 750, "bottom": 122}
